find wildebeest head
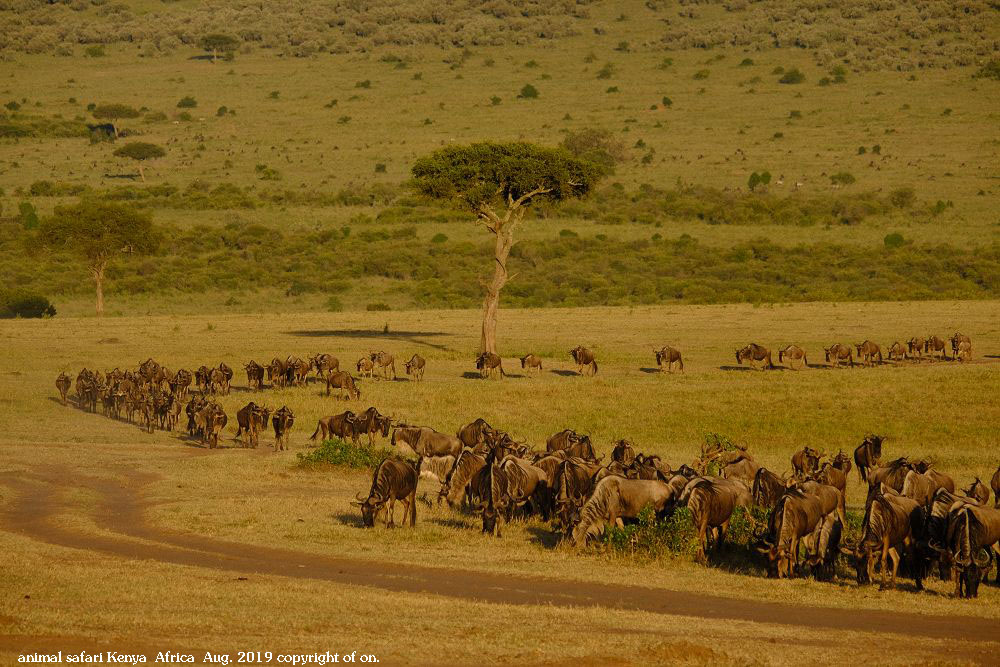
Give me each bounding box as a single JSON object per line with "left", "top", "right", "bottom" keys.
{"left": 352, "top": 493, "right": 384, "bottom": 527}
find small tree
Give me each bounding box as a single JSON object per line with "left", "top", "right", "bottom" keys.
{"left": 198, "top": 34, "right": 239, "bottom": 63}
{"left": 38, "top": 201, "right": 158, "bottom": 316}
{"left": 91, "top": 103, "right": 141, "bottom": 137}
{"left": 412, "top": 143, "right": 602, "bottom": 353}
{"left": 113, "top": 142, "right": 166, "bottom": 182}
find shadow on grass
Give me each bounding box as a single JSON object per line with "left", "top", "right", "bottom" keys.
{"left": 550, "top": 369, "right": 580, "bottom": 377}
{"left": 284, "top": 328, "right": 453, "bottom": 351}
{"left": 638, "top": 367, "right": 664, "bottom": 374}
{"left": 460, "top": 371, "right": 516, "bottom": 380}
{"left": 331, "top": 511, "right": 364, "bottom": 528}
{"left": 428, "top": 516, "right": 475, "bottom": 530}
{"left": 526, "top": 524, "right": 564, "bottom": 550}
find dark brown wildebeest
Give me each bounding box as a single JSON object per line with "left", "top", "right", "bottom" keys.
{"left": 569, "top": 346, "right": 598, "bottom": 375}
{"left": 244, "top": 361, "right": 265, "bottom": 390}
{"left": 354, "top": 406, "right": 391, "bottom": 445}
{"left": 682, "top": 477, "right": 752, "bottom": 563}
{"left": 814, "top": 462, "right": 847, "bottom": 495}
{"left": 353, "top": 458, "right": 419, "bottom": 528}
{"left": 992, "top": 465, "right": 1000, "bottom": 508}
{"left": 654, "top": 346, "right": 683, "bottom": 373}
{"left": 752, "top": 467, "right": 787, "bottom": 510}
{"left": 553, "top": 458, "right": 603, "bottom": 532}
{"left": 841, "top": 488, "right": 924, "bottom": 590}
{"left": 370, "top": 351, "right": 396, "bottom": 380}
{"left": 520, "top": 354, "right": 543, "bottom": 374}
{"left": 391, "top": 426, "right": 462, "bottom": 459}
{"left": 571, "top": 476, "right": 673, "bottom": 547}
{"left": 886, "top": 341, "right": 906, "bottom": 362}
{"left": 939, "top": 503, "right": 1000, "bottom": 597}
{"left": 218, "top": 362, "right": 233, "bottom": 394}
{"left": 195, "top": 403, "right": 227, "bottom": 449}
{"left": 949, "top": 333, "right": 971, "bottom": 359}
{"left": 757, "top": 487, "right": 826, "bottom": 578}
{"left": 909, "top": 459, "right": 954, "bottom": 494}
{"left": 441, "top": 448, "right": 488, "bottom": 509}
{"left": 831, "top": 449, "right": 852, "bottom": 477}
{"left": 824, "top": 343, "right": 853, "bottom": 368}
{"left": 853, "top": 434, "right": 884, "bottom": 483}
{"left": 356, "top": 356, "right": 374, "bottom": 379}
{"left": 326, "top": 370, "right": 360, "bottom": 400}
{"left": 869, "top": 457, "right": 913, "bottom": 493}
{"left": 271, "top": 406, "right": 294, "bottom": 451}
{"left": 235, "top": 401, "right": 263, "bottom": 447}
{"left": 195, "top": 365, "right": 212, "bottom": 392}
{"left": 611, "top": 439, "right": 636, "bottom": 466}
{"left": 310, "top": 354, "right": 340, "bottom": 380}
{"left": 906, "top": 337, "right": 925, "bottom": 359}
{"left": 493, "top": 455, "right": 551, "bottom": 522}
{"left": 208, "top": 367, "right": 227, "bottom": 395}
{"left": 777, "top": 345, "right": 807, "bottom": 370}
{"left": 267, "top": 357, "right": 287, "bottom": 388}
{"left": 802, "top": 512, "right": 843, "bottom": 581}
{"left": 791, "top": 446, "right": 823, "bottom": 478}
{"left": 475, "top": 351, "right": 505, "bottom": 379}
{"left": 855, "top": 340, "right": 883, "bottom": 367}
{"left": 309, "top": 411, "right": 359, "bottom": 444}
{"left": 964, "top": 478, "right": 991, "bottom": 505}
{"left": 457, "top": 418, "right": 495, "bottom": 449}
{"left": 546, "top": 429, "right": 595, "bottom": 459}
{"left": 403, "top": 354, "right": 425, "bottom": 381}
{"left": 286, "top": 356, "right": 310, "bottom": 386}
{"left": 735, "top": 343, "right": 773, "bottom": 370}
{"left": 924, "top": 335, "right": 948, "bottom": 360}
{"left": 56, "top": 372, "right": 71, "bottom": 405}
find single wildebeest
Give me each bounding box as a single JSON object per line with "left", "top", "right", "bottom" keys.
{"left": 354, "top": 406, "right": 392, "bottom": 445}
{"left": 814, "top": 461, "right": 848, "bottom": 495}
{"left": 855, "top": 340, "right": 883, "bottom": 367}
{"left": 492, "top": 455, "right": 551, "bottom": 523}
{"left": 195, "top": 365, "right": 212, "bottom": 392}
{"left": 569, "top": 346, "right": 598, "bottom": 376}
{"left": 909, "top": 459, "right": 954, "bottom": 494}
{"left": 778, "top": 344, "right": 808, "bottom": 370}
{"left": 353, "top": 458, "right": 419, "bottom": 528}
{"left": 271, "top": 406, "right": 294, "bottom": 451}
{"left": 552, "top": 458, "right": 603, "bottom": 531}
{"left": 799, "top": 479, "right": 847, "bottom": 525}
{"left": 520, "top": 354, "right": 543, "bottom": 374}
{"left": 682, "top": 477, "right": 753, "bottom": 563}
{"left": 886, "top": 341, "right": 906, "bottom": 362}
{"left": 791, "top": 446, "right": 823, "bottom": 479}
{"left": 56, "top": 372, "right": 71, "bottom": 405}
{"left": 356, "top": 356, "right": 374, "bottom": 379}
{"left": 992, "top": 464, "right": 1000, "bottom": 508}
{"left": 841, "top": 487, "right": 924, "bottom": 590}
{"left": 457, "top": 418, "right": 495, "bottom": 449}
{"left": 907, "top": 337, "right": 926, "bottom": 359}
{"left": 370, "top": 351, "right": 396, "bottom": 380}
{"left": 441, "top": 448, "right": 487, "bottom": 509}
{"left": 244, "top": 360, "right": 265, "bottom": 390}
{"left": 964, "top": 478, "right": 991, "bottom": 506}
{"left": 235, "top": 401, "right": 265, "bottom": 447}
{"left": 325, "top": 370, "right": 360, "bottom": 400}
{"left": 939, "top": 503, "right": 1000, "bottom": 597}
{"left": 752, "top": 467, "right": 787, "bottom": 510}
{"left": 611, "top": 439, "right": 636, "bottom": 466}
{"left": 218, "top": 362, "right": 233, "bottom": 393}
{"left": 956, "top": 340, "right": 972, "bottom": 362}
{"left": 735, "top": 343, "right": 773, "bottom": 370}
{"left": 757, "top": 487, "right": 826, "bottom": 579}
{"left": 949, "top": 332, "right": 971, "bottom": 357}
{"left": 924, "top": 335, "right": 948, "bottom": 360}
{"left": 824, "top": 343, "right": 853, "bottom": 368}
{"left": 718, "top": 450, "right": 760, "bottom": 485}
{"left": 571, "top": 476, "right": 672, "bottom": 547}
{"left": 195, "top": 403, "right": 227, "bottom": 449}
{"left": 208, "top": 368, "right": 227, "bottom": 395}
{"left": 475, "top": 351, "right": 505, "bottom": 379}
{"left": 310, "top": 354, "right": 340, "bottom": 380}
{"left": 546, "top": 429, "right": 579, "bottom": 452}
{"left": 403, "top": 354, "right": 425, "bottom": 381}
{"left": 853, "top": 434, "right": 884, "bottom": 483}
{"left": 391, "top": 426, "right": 462, "bottom": 458}
{"left": 924, "top": 488, "right": 978, "bottom": 582}
{"left": 869, "top": 457, "right": 913, "bottom": 493}
{"left": 802, "top": 512, "right": 843, "bottom": 582}
{"left": 654, "top": 346, "right": 683, "bottom": 373}
{"left": 309, "top": 411, "right": 359, "bottom": 444}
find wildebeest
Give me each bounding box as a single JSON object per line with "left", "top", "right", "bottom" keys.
{"left": 757, "top": 487, "right": 826, "bottom": 578}
{"left": 354, "top": 406, "right": 392, "bottom": 445}
{"left": 492, "top": 455, "right": 550, "bottom": 522}
{"left": 571, "top": 476, "right": 672, "bottom": 547}
{"left": 855, "top": 340, "right": 883, "bottom": 367}
{"left": 814, "top": 461, "right": 847, "bottom": 495}
{"left": 853, "top": 434, "right": 884, "bottom": 483}
{"left": 310, "top": 354, "right": 340, "bottom": 380}
{"left": 520, "top": 354, "right": 543, "bottom": 374}
{"left": 370, "top": 351, "right": 396, "bottom": 380}
{"left": 441, "top": 448, "right": 487, "bottom": 509}
{"left": 457, "top": 418, "right": 495, "bottom": 449}
{"left": 802, "top": 512, "right": 842, "bottom": 581}
{"left": 841, "top": 487, "right": 924, "bottom": 590}
{"left": 569, "top": 346, "right": 598, "bottom": 375}
{"left": 956, "top": 340, "right": 972, "bottom": 362}
{"left": 325, "top": 370, "right": 360, "bottom": 400}
{"left": 752, "top": 467, "right": 786, "bottom": 510}
{"left": 718, "top": 450, "right": 760, "bottom": 485}
{"left": 244, "top": 361, "right": 265, "bottom": 390}
{"left": 924, "top": 335, "right": 948, "bottom": 360}
{"left": 938, "top": 503, "right": 1000, "bottom": 597}
{"left": 735, "top": 343, "right": 773, "bottom": 370}
{"left": 56, "top": 372, "right": 71, "bottom": 405}
{"left": 218, "top": 362, "right": 233, "bottom": 393}
{"left": 545, "top": 429, "right": 596, "bottom": 461}
{"left": 824, "top": 343, "right": 853, "bottom": 368}
{"left": 236, "top": 401, "right": 271, "bottom": 447}
{"left": 868, "top": 457, "right": 913, "bottom": 493}
{"left": 309, "top": 411, "right": 359, "bottom": 444}
{"left": 886, "top": 341, "right": 906, "bottom": 362}
{"left": 907, "top": 337, "right": 926, "bottom": 359}
{"left": 391, "top": 426, "right": 462, "bottom": 458}
{"left": 553, "top": 458, "right": 603, "bottom": 531}
{"left": 353, "top": 458, "right": 419, "bottom": 528}
{"left": 356, "top": 356, "right": 374, "bottom": 379}
{"left": 992, "top": 464, "right": 1000, "bottom": 508}
{"left": 799, "top": 479, "right": 846, "bottom": 525}
{"left": 777, "top": 344, "right": 807, "bottom": 370}
{"left": 195, "top": 402, "right": 227, "bottom": 448}
{"left": 949, "top": 332, "right": 971, "bottom": 358}
{"left": 475, "top": 351, "right": 505, "bottom": 379}
{"left": 964, "top": 478, "right": 991, "bottom": 505}
{"left": 271, "top": 406, "right": 294, "bottom": 451}
{"left": 654, "top": 346, "right": 683, "bottom": 373}
{"left": 683, "top": 477, "right": 752, "bottom": 563}
{"left": 611, "top": 439, "right": 636, "bottom": 466}
{"left": 403, "top": 354, "right": 425, "bottom": 381}
{"left": 791, "top": 446, "right": 823, "bottom": 478}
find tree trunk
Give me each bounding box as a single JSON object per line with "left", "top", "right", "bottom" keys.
{"left": 480, "top": 225, "right": 515, "bottom": 354}
{"left": 137, "top": 162, "right": 145, "bottom": 182}
{"left": 92, "top": 261, "right": 106, "bottom": 317}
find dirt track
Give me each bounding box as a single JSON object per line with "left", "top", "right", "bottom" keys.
{"left": 2, "top": 465, "right": 999, "bottom": 654}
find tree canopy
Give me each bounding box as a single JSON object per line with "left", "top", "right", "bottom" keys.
{"left": 199, "top": 33, "right": 239, "bottom": 60}
{"left": 114, "top": 142, "right": 166, "bottom": 161}
{"left": 92, "top": 103, "right": 140, "bottom": 121}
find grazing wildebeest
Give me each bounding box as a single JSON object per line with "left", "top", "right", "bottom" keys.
{"left": 791, "top": 446, "right": 823, "bottom": 478}
{"left": 824, "top": 343, "right": 853, "bottom": 368}
{"left": 354, "top": 406, "right": 392, "bottom": 445}
{"left": 799, "top": 479, "right": 847, "bottom": 525}
{"left": 571, "top": 476, "right": 672, "bottom": 547}
{"left": 777, "top": 344, "right": 807, "bottom": 370}
{"left": 964, "top": 478, "right": 991, "bottom": 505}
{"left": 611, "top": 439, "right": 636, "bottom": 466}
{"left": 906, "top": 337, "right": 925, "bottom": 359}
{"left": 752, "top": 467, "right": 786, "bottom": 510}
{"left": 441, "top": 448, "right": 487, "bottom": 509}
{"left": 309, "top": 411, "right": 359, "bottom": 444}
{"left": 356, "top": 356, "right": 374, "bottom": 379}
{"left": 353, "top": 458, "right": 419, "bottom": 528}
{"left": 992, "top": 465, "right": 1000, "bottom": 508}
{"left": 475, "top": 351, "right": 505, "bottom": 379}
{"left": 325, "top": 370, "right": 360, "bottom": 400}
{"left": 218, "top": 362, "right": 233, "bottom": 394}
{"left": 271, "top": 406, "right": 294, "bottom": 451}
{"left": 266, "top": 357, "right": 287, "bottom": 388}
{"left": 853, "top": 434, "right": 884, "bottom": 483}
{"left": 310, "top": 354, "right": 340, "bottom": 380}
{"left": 683, "top": 477, "right": 752, "bottom": 563}
{"left": 569, "top": 346, "right": 598, "bottom": 375}
{"left": 403, "top": 354, "right": 425, "bottom": 381}
{"left": 654, "top": 346, "right": 683, "bottom": 373}
{"left": 244, "top": 361, "right": 265, "bottom": 390}
{"left": 939, "top": 503, "right": 1000, "bottom": 597}
{"left": 956, "top": 340, "right": 972, "bottom": 362}
{"left": 886, "top": 341, "right": 906, "bottom": 362}
{"left": 802, "top": 512, "right": 843, "bottom": 581}
{"left": 924, "top": 335, "right": 948, "bottom": 360}
{"left": 391, "top": 426, "right": 462, "bottom": 458}
{"left": 457, "top": 418, "right": 495, "bottom": 449}
{"left": 757, "top": 487, "right": 826, "bottom": 578}
{"left": 949, "top": 332, "right": 970, "bottom": 357}
{"left": 855, "top": 340, "right": 883, "bottom": 367}
{"left": 56, "top": 372, "right": 71, "bottom": 405}
{"left": 370, "top": 351, "right": 396, "bottom": 380}
{"left": 546, "top": 430, "right": 595, "bottom": 461}
{"left": 735, "top": 343, "right": 773, "bottom": 370}
{"left": 841, "top": 488, "right": 924, "bottom": 590}
{"left": 520, "top": 354, "right": 543, "bottom": 374}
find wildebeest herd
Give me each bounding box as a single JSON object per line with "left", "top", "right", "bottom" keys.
{"left": 736, "top": 333, "right": 973, "bottom": 370}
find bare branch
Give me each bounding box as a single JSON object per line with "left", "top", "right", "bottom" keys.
{"left": 510, "top": 184, "right": 553, "bottom": 209}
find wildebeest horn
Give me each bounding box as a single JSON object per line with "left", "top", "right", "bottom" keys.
{"left": 973, "top": 548, "right": 993, "bottom": 569}
{"left": 355, "top": 492, "right": 366, "bottom": 502}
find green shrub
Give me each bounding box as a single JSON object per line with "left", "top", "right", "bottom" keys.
{"left": 830, "top": 171, "right": 856, "bottom": 185}
{"left": 374, "top": 163, "right": 387, "bottom": 173}
{"left": 366, "top": 302, "right": 391, "bottom": 311}
{"left": 490, "top": 95, "right": 501, "bottom": 105}
{"left": 693, "top": 69, "right": 710, "bottom": 80}
{"left": 603, "top": 505, "right": 699, "bottom": 559}
{"left": 85, "top": 45, "right": 105, "bottom": 58}
{"left": 297, "top": 438, "right": 395, "bottom": 468}
{"left": 1, "top": 291, "right": 55, "bottom": 318}
{"left": 176, "top": 96, "right": 197, "bottom": 108}
{"left": 779, "top": 68, "right": 805, "bottom": 84}
{"left": 888, "top": 187, "right": 915, "bottom": 209}
{"left": 973, "top": 59, "right": 1000, "bottom": 80}
{"left": 431, "top": 233, "right": 448, "bottom": 243}
{"left": 355, "top": 79, "right": 371, "bottom": 88}
{"left": 325, "top": 296, "right": 344, "bottom": 312}
{"left": 216, "top": 106, "right": 228, "bottom": 116}
{"left": 739, "top": 58, "right": 754, "bottom": 66}
{"left": 18, "top": 201, "right": 39, "bottom": 229}
{"left": 883, "top": 233, "right": 905, "bottom": 248}
{"left": 518, "top": 84, "right": 539, "bottom": 99}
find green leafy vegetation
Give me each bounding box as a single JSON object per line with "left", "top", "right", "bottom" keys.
{"left": 297, "top": 438, "right": 396, "bottom": 469}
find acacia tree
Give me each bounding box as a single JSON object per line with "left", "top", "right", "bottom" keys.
{"left": 412, "top": 142, "right": 602, "bottom": 353}
{"left": 199, "top": 34, "right": 239, "bottom": 62}
{"left": 91, "top": 103, "right": 140, "bottom": 138}
{"left": 113, "top": 142, "right": 166, "bottom": 182}
{"left": 38, "top": 201, "right": 158, "bottom": 316}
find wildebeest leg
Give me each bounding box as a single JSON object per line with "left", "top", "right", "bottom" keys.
{"left": 386, "top": 498, "right": 396, "bottom": 528}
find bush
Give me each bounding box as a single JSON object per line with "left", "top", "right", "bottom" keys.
{"left": 216, "top": 106, "right": 228, "bottom": 117}
{"left": 431, "top": 233, "right": 448, "bottom": 243}
{"left": 85, "top": 45, "right": 105, "bottom": 58}
{"left": 297, "top": 438, "right": 395, "bottom": 469}
{"left": 739, "top": 58, "right": 754, "bottom": 66}
{"left": 973, "top": 59, "right": 1000, "bottom": 81}
{"left": 355, "top": 79, "right": 371, "bottom": 88}
{"left": 693, "top": 69, "right": 710, "bottom": 80}
{"left": 603, "top": 505, "right": 699, "bottom": 559}
{"left": 779, "top": 68, "right": 805, "bottom": 84}
{"left": 366, "top": 303, "right": 391, "bottom": 311}
{"left": 518, "top": 84, "right": 539, "bottom": 99}
{"left": 560, "top": 128, "right": 625, "bottom": 174}
{"left": 490, "top": 95, "right": 501, "bottom": 105}
{"left": 883, "top": 233, "right": 905, "bottom": 248}
{"left": 1, "top": 291, "right": 56, "bottom": 318}
{"left": 326, "top": 296, "right": 343, "bottom": 312}
{"left": 888, "top": 187, "right": 915, "bottom": 209}
{"left": 18, "top": 201, "right": 39, "bottom": 229}
{"left": 176, "top": 96, "right": 197, "bottom": 108}
{"left": 830, "top": 172, "right": 856, "bottom": 185}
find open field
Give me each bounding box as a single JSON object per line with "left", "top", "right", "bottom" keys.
{"left": 2, "top": 302, "right": 999, "bottom": 663}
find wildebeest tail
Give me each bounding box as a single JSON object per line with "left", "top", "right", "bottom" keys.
{"left": 591, "top": 360, "right": 598, "bottom": 375}
{"left": 310, "top": 422, "right": 321, "bottom": 440}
